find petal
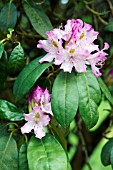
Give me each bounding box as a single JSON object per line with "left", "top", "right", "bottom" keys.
{"left": 21, "top": 121, "right": 34, "bottom": 134}
{"left": 43, "top": 88, "right": 51, "bottom": 102}
{"left": 103, "top": 42, "right": 109, "bottom": 50}
{"left": 34, "top": 125, "right": 46, "bottom": 139}
{"left": 24, "top": 113, "right": 34, "bottom": 121}
{"left": 91, "top": 64, "right": 102, "bottom": 77}
{"left": 37, "top": 40, "right": 50, "bottom": 52}
{"left": 41, "top": 103, "right": 53, "bottom": 115}
{"left": 39, "top": 53, "right": 55, "bottom": 63}
{"left": 40, "top": 114, "right": 50, "bottom": 126}
{"left": 33, "top": 86, "right": 43, "bottom": 104}
{"left": 83, "top": 44, "right": 99, "bottom": 53}
{"left": 74, "top": 60, "right": 87, "bottom": 72}
{"left": 60, "top": 61, "right": 73, "bottom": 73}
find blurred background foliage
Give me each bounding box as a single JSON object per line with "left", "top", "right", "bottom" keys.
{"left": 0, "top": 0, "right": 113, "bottom": 169}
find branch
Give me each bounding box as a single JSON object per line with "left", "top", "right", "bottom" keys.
{"left": 16, "top": 30, "right": 40, "bottom": 39}
{"left": 83, "top": 1, "right": 108, "bottom": 25}
{"left": 107, "top": 0, "right": 113, "bottom": 17}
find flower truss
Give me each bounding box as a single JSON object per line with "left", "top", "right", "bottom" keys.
{"left": 37, "top": 19, "right": 109, "bottom": 77}
{"left": 21, "top": 86, "right": 52, "bottom": 139}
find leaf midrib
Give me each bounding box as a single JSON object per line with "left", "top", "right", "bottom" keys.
{"left": 84, "top": 73, "right": 93, "bottom": 126}
{"left": 41, "top": 139, "right": 50, "bottom": 170}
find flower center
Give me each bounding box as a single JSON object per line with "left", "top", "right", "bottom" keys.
{"left": 69, "top": 48, "right": 75, "bottom": 54}
{"left": 35, "top": 113, "right": 40, "bottom": 119}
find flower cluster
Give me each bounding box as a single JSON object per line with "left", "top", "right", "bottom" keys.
{"left": 21, "top": 86, "right": 52, "bottom": 139}
{"left": 37, "top": 19, "right": 109, "bottom": 77}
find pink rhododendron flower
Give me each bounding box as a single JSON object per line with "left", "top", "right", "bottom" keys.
{"left": 37, "top": 18, "right": 109, "bottom": 77}
{"left": 21, "top": 85, "right": 53, "bottom": 139}
{"left": 28, "top": 85, "right": 53, "bottom": 115}
{"left": 21, "top": 106, "right": 50, "bottom": 139}
{"left": 41, "top": 88, "right": 53, "bottom": 115}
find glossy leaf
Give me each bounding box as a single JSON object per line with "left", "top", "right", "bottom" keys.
{"left": 77, "top": 70, "right": 100, "bottom": 128}
{"left": 51, "top": 71, "right": 79, "bottom": 128}
{"left": 0, "top": 135, "right": 18, "bottom": 170}
{"left": 0, "top": 99, "right": 24, "bottom": 121}
{"left": 0, "top": 2, "right": 17, "bottom": 34}
{"left": 13, "top": 56, "right": 52, "bottom": 102}
{"left": 27, "top": 134, "right": 68, "bottom": 170}
{"left": 104, "top": 22, "right": 113, "bottom": 32}
{"left": 19, "top": 143, "right": 29, "bottom": 170}
{"left": 98, "top": 77, "right": 113, "bottom": 105}
{"left": 0, "top": 41, "right": 4, "bottom": 59}
{"left": 101, "top": 138, "right": 113, "bottom": 166}
{"left": 23, "top": 0, "right": 53, "bottom": 38}
{"left": 7, "top": 45, "right": 24, "bottom": 76}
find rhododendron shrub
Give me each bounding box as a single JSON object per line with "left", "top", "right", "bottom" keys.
{"left": 0, "top": 1, "right": 113, "bottom": 170}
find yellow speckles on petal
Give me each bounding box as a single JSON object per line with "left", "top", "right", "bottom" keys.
{"left": 69, "top": 48, "right": 75, "bottom": 54}
{"left": 35, "top": 113, "right": 40, "bottom": 119}
{"left": 51, "top": 39, "right": 58, "bottom": 48}
{"left": 79, "top": 32, "right": 84, "bottom": 40}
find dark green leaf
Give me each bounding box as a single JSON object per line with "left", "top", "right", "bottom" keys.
{"left": 104, "top": 22, "right": 113, "bottom": 32}
{"left": 0, "top": 124, "right": 9, "bottom": 137}
{"left": 19, "top": 143, "right": 29, "bottom": 170}
{"left": 0, "top": 51, "right": 7, "bottom": 91}
{"left": 110, "top": 146, "right": 113, "bottom": 168}
{"left": 0, "top": 41, "right": 4, "bottom": 59}
{"left": 51, "top": 71, "right": 79, "bottom": 128}
{"left": 98, "top": 77, "right": 113, "bottom": 105}
{"left": 0, "top": 2, "right": 17, "bottom": 34}
{"left": 13, "top": 56, "right": 52, "bottom": 102}
{"left": 0, "top": 99, "right": 24, "bottom": 121}
{"left": 23, "top": 0, "right": 53, "bottom": 38}
{"left": 77, "top": 70, "right": 100, "bottom": 128}
{"left": 7, "top": 45, "right": 25, "bottom": 77}
{"left": 101, "top": 138, "right": 113, "bottom": 166}
{"left": 0, "top": 135, "right": 18, "bottom": 170}
{"left": 27, "top": 134, "right": 67, "bottom": 170}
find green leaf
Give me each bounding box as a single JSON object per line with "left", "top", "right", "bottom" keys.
{"left": 0, "top": 51, "right": 7, "bottom": 91}
{"left": 27, "top": 134, "right": 68, "bottom": 170}
{"left": 0, "top": 99, "right": 24, "bottom": 121}
{"left": 110, "top": 146, "right": 113, "bottom": 168}
{"left": 104, "top": 22, "right": 113, "bottom": 32}
{"left": 0, "top": 2, "right": 17, "bottom": 34}
{"left": 13, "top": 56, "right": 52, "bottom": 102}
{"left": 98, "top": 77, "right": 113, "bottom": 105}
{"left": 101, "top": 138, "right": 113, "bottom": 166}
{"left": 0, "top": 124, "right": 9, "bottom": 137}
{"left": 0, "top": 135, "right": 18, "bottom": 170}
{"left": 0, "top": 41, "right": 4, "bottom": 59}
{"left": 23, "top": 0, "right": 53, "bottom": 38}
{"left": 51, "top": 71, "right": 79, "bottom": 128}
{"left": 77, "top": 70, "right": 100, "bottom": 128}
{"left": 19, "top": 143, "right": 29, "bottom": 170}
{"left": 67, "top": 155, "right": 72, "bottom": 170}
{"left": 7, "top": 45, "right": 25, "bottom": 77}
